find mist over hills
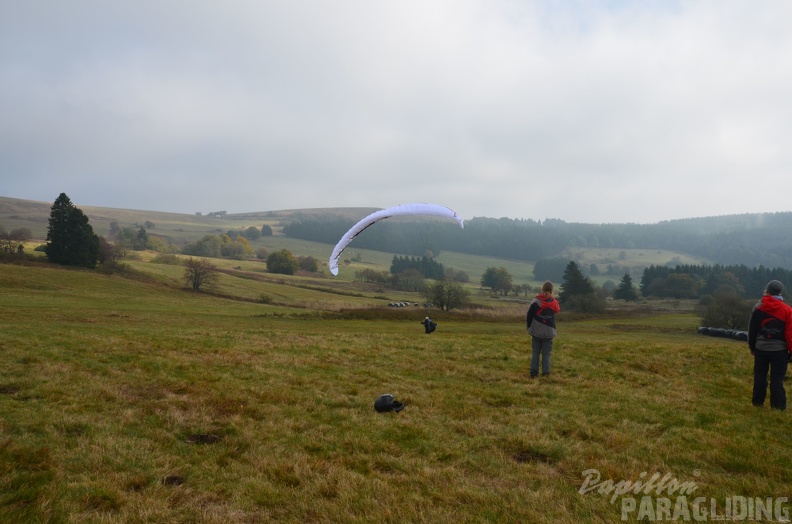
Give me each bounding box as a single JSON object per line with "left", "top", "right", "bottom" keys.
{"left": 2, "top": 196, "right": 792, "bottom": 268}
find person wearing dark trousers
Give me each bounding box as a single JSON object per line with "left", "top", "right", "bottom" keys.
{"left": 748, "top": 280, "right": 792, "bottom": 410}
{"left": 526, "top": 281, "right": 560, "bottom": 378}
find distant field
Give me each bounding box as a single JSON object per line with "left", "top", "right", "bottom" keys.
{"left": 559, "top": 247, "right": 710, "bottom": 287}
{"left": 1, "top": 260, "right": 789, "bottom": 523}
{"left": 563, "top": 246, "right": 709, "bottom": 270}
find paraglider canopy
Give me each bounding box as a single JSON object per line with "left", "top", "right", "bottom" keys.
{"left": 328, "top": 203, "right": 464, "bottom": 276}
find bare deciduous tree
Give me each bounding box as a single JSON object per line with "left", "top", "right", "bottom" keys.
{"left": 183, "top": 257, "right": 219, "bottom": 292}
{"left": 0, "top": 227, "right": 32, "bottom": 255}
{"left": 97, "top": 236, "right": 125, "bottom": 266}
{"left": 426, "top": 279, "right": 470, "bottom": 311}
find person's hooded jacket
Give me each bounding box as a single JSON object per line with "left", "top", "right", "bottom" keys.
{"left": 526, "top": 294, "right": 560, "bottom": 339}
{"left": 748, "top": 294, "right": 792, "bottom": 353}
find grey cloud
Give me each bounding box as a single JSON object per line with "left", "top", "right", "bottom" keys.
{"left": 2, "top": 1, "right": 792, "bottom": 223}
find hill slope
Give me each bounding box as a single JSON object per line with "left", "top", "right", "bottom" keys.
{"left": 4, "top": 195, "right": 789, "bottom": 273}
{"left": 1, "top": 196, "right": 706, "bottom": 283}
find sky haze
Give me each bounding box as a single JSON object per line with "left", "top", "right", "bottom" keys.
{"left": 2, "top": 1, "right": 791, "bottom": 224}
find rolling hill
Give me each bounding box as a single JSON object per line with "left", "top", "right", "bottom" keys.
{"left": 1, "top": 195, "right": 713, "bottom": 287}
{"left": 5, "top": 195, "right": 791, "bottom": 285}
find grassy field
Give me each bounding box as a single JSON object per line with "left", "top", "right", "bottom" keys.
{"left": 1, "top": 259, "right": 790, "bottom": 523}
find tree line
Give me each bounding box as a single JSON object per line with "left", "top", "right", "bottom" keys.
{"left": 282, "top": 213, "right": 792, "bottom": 267}
{"left": 390, "top": 255, "right": 446, "bottom": 280}
{"left": 639, "top": 264, "right": 792, "bottom": 300}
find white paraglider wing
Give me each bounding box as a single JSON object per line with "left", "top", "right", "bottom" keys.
{"left": 328, "top": 203, "right": 464, "bottom": 276}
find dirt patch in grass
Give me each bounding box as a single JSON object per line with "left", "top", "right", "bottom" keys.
{"left": 512, "top": 448, "right": 558, "bottom": 464}
{"left": 186, "top": 433, "right": 223, "bottom": 445}
{"left": 161, "top": 474, "right": 186, "bottom": 486}
{"left": 608, "top": 323, "right": 693, "bottom": 334}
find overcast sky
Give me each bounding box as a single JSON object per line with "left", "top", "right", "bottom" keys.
{"left": 2, "top": 1, "right": 791, "bottom": 224}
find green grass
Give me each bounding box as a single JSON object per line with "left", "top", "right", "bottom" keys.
{"left": 563, "top": 247, "right": 710, "bottom": 287}
{"left": 1, "top": 262, "right": 790, "bottom": 523}
{"left": 562, "top": 247, "right": 708, "bottom": 268}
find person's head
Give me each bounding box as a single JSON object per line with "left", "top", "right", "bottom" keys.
{"left": 766, "top": 280, "right": 784, "bottom": 296}
{"left": 542, "top": 281, "right": 553, "bottom": 295}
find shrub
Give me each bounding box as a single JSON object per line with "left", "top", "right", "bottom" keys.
{"left": 699, "top": 288, "right": 754, "bottom": 330}
{"left": 150, "top": 254, "right": 181, "bottom": 265}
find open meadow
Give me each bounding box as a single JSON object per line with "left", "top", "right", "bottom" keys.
{"left": 1, "top": 259, "right": 791, "bottom": 523}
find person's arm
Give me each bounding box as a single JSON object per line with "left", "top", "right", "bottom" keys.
{"left": 748, "top": 308, "right": 759, "bottom": 352}
{"left": 526, "top": 301, "right": 539, "bottom": 329}
{"left": 785, "top": 310, "right": 792, "bottom": 353}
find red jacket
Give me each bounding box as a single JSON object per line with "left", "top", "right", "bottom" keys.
{"left": 748, "top": 295, "right": 792, "bottom": 352}
{"left": 526, "top": 294, "right": 560, "bottom": 339}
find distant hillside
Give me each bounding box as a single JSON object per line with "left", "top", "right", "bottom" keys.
{"left": 0, "top": 196, "right": 379, "bottom": 242}
{"left": 280, "top": 211, "right": 792, "bottom": 268}
{"left": 3, "top": 195, "right": 792, "bottom": 268}
{"left": 0, "top": 196, "right": 281, "bottom": 242}
{"left": 227, "top": 207, "right": 381, "bottom": 221}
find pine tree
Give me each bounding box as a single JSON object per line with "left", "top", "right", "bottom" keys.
{"left": 559, "top": 261, "right": 604, "bottom": 312}
{"left": 45, "top": 193, "right": 100, "bottom": 268}
{"left": 559, "top": 261, "right": 593, "bottom": 301}
{"left": 613, "top": 273, "right": 639, "bottom": 301}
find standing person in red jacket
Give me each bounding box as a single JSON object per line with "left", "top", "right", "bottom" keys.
{"left": 748, "top": 280, "right": 792, "bottom": 410}
{"left": 526, "top": 280, "right": 561, "bottom": 378}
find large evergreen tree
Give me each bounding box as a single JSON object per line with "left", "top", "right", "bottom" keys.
{"left": 559, "top": 261, "right": 604, "bottom": 312}
{"left": 613, "top": 273, "right": 639, "bottom": 301}
{"left": 45, "top": 193, "right": 100, "bottom": 268}
{"left": 559, "top": 261, "right": 593, "bottom": 300}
